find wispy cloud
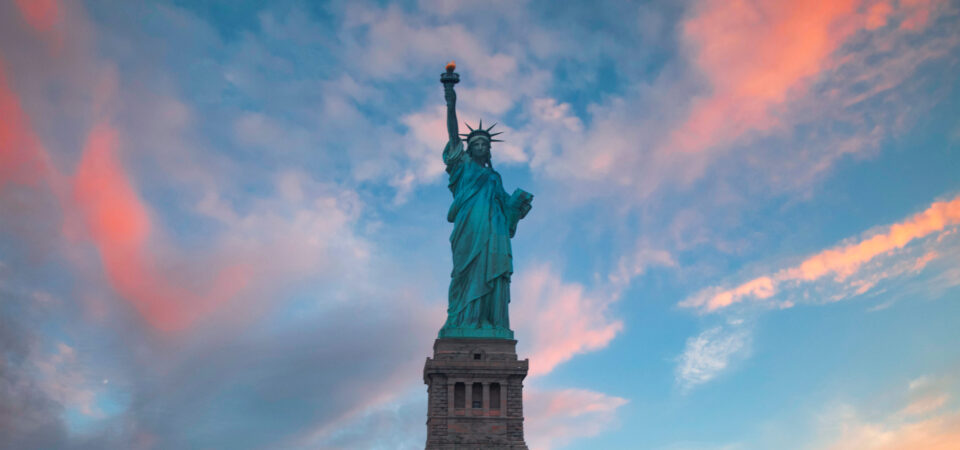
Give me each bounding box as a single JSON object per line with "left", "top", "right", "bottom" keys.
{"left": 681, "top": 194, "right": 960, "bottom": 312}
{"left": 901, "top": 394, "right": 949, "bottom": 416}
{"left": 675, "top": 320, "right": 752, "bottom": 390}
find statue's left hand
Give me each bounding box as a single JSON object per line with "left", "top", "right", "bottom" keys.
{"left": 517, "top": 200, "right": 532, "bottom": 219}
{"left": 508, "top": 189, "right": 533, "bottom": 220}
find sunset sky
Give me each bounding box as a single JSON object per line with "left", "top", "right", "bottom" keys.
{"left": 2, "top": 0, "right": 959, "bottom": 448}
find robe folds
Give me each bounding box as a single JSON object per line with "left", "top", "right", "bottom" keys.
{"left": 439, "top": 140, "right": 523, "bottom": 338}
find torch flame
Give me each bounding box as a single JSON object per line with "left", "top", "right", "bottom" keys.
{"left": 445, "top": 60, "right": 456, "bottom": 72}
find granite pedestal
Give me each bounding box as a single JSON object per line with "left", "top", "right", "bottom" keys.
{"left": 423, "top": 338, "right": 528, "bottom": 449}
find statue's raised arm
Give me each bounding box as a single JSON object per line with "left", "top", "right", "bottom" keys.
{"left": 441, "top": 61, "right": 460, "bottom": 147}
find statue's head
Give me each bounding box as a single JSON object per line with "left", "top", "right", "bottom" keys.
{"left": 467, "top": 135, "right": 491, "bottom": 165}
{"left": 460, "top": 120, "right": 502, "bottom": 167}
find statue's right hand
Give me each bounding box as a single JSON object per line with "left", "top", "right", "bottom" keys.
{"left": 444, "top": 86, "right": 456, "bottom": 106}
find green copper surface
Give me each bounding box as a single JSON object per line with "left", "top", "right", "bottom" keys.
{"left": 438, "top": 67, "right": 533, "bottom": 340}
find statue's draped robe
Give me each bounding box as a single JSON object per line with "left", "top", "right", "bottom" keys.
{"left": 441, "top": 140, "right": 520, "bottom": 336}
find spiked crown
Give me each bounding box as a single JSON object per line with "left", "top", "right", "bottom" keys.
{"left": 460, "top": 119, "right": 504, "bottom": 144}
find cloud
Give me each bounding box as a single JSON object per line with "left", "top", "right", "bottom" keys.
{"left": 902, "top": 394, "right": 949, "bottom": 416}
{"left": 524, "top": 388, "right": 629, "bottom": 450}
{"left": 13, "top": 0, "right": 61, "bottom": 34}
{"left": 458, "top": 86, "right": 514, "bottom": 116}
{"left": 675, "top": 320, "right": 751, "bottom": 390}
{"left": 396, "top": 105, "right": 458, "bottom": 197}
{"left": 3, "top": 4, "right": 256, "bottom": 334}
{"left": 119, "top": 295, "right": 440, "bottom": 450}
{"left": 342, "top": 5, "right": 517, "bottom": 83}
{"left": 609, "top": 242, "right": 677, "bottom": 298}
{"left": 820, "top": 375, "right": 960, "bottom": 450}
{"left": 0, "top": 300, "right": 67, "bottom": 448}
{"left": 522, "top": 0, "right": 957, "bottom": 204}
{"left": 69, "top": 122, "right": 253, "bottom": 332}
{"left": 829, "top": 412, "right": 960, "bottom": 450}
{"left": 681, "top": 194, "right": 960, "bottom": 312}
{"left": 29, "top": 342, "right": 99, "bottom": 418}
{"left": 1, "top": 5, "right": 451, "bottom": 446}
{"left": 0, "top": 57, "right": 59, "bottom": 192}
{"left": 669, "top": 0, "right": 952, "bottom": 155}
{"left": 513, "top": 265, "right": 624, "bottom": 376}
{"left": 669, "top": 0, "right": 862, "bottom": 154}
{"left": 0, "top": 282, "right": 120, "bottom": 448}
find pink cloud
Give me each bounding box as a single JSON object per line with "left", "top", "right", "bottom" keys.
{"left": 669, "top": 0, "right": 859, "bottom": 154}
{"left": 13, "top": 0, "right": 61, "bottom": 33}
{"left": 0, "top": 58, "right": 59, "bottom": 191}
{"left": 70, "top": 123, "right": 251, "bottom": 332}
{"left": 667, "top": 0, "right": 947, "bottom": 156}
{"left": 524, "top": 388, "right": 628, "bottom": 450}
{"left": 681, "top": 194, "right": 960, "bottom": 312}
{"left": 513, "top": 265, "right": 623, "bottom": 376}
{"left": 3, "top": 42, "right": 251, "bottom": 333}
{"left": 866, "top": 2, "right": 895, "bottom": 29}
{"left": 4, "top": 47, "right": 358, "bottom": 336}
{"left": 12, "top": 0, "right": 65, "bottom": 51}
{"left": 520, "top": 0, "right": 954, "bottom": 203}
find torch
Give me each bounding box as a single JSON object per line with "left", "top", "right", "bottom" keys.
{"left": 441, "top": 60, "right": 459, "bottom": 90}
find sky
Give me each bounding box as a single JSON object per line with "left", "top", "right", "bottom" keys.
{"left": 1, "top": 0, "right": 959, "bottom": 448}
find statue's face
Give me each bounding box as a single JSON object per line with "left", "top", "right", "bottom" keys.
{"left": 468, "top": 138, "right": 491, "bottom": 163}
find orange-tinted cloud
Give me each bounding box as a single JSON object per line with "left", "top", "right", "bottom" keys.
{"left": 668, "top": 0, "right": 946, "bottom": 155}
{"left": 830, "top": 412, "right": 960, "bottom": 449}
{"left": 670, "top": 0, "right": 858, "bottom": 153}
{"left": 0, "top": 57, "right": 58, "bottom": 190}
{"left": 71, "top": 123, "right": 250, "bottom": 332}
{"left": 681, "top": 194, "right": 960, "bottom": 312}
{"left": 785, "top": 196, "right": 959, "bottom": 282}
{"left": 13, "top": 0, "right": 61, "bottom": 33}
{"left": 825, "top": 376, "right": 960, "bottom": 450}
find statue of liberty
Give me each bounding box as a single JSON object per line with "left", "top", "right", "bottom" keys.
{"left": 438, "top": 62, "right": 533, "bottom": 340}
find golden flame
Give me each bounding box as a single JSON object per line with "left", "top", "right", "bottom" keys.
{"left": 445, "top": 60, "right": 456, "bottom": 72}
